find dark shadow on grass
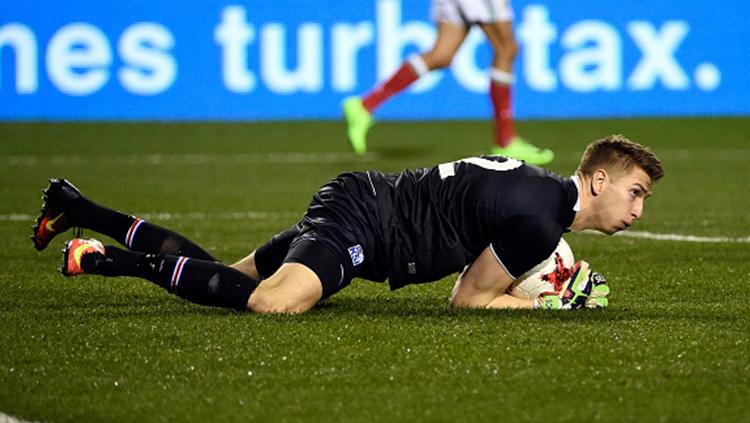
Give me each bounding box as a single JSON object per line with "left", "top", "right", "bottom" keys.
{"left": 313, "top": 295, "right": 595, "bottom": 320}
{"left": 26, "top": 291, "right": 744, "bottom": 324}
{"left": 309, "top": 296, "right": 744, "bottom": 324}
{"left": 374, "top": 145, "right": 432, "bottom": 160}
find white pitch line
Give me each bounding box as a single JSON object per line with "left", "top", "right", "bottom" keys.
{"left": 2, "top": 212, "right": 749, "bottom": 243}
{"left": 5, "top": 148, "right": 749, "bottom": 166}
{"left": 654, "top": 148, "right": 750, "bottom": 160}
{"left": 612, "top": 230, "right": 750, "bottom": 243}
{"left": 2, "top": 152, "right": 374, "bottom": 166}
{"left": 136, "top": 211, "right": 299, "bottom": 221}
{"left": 579, "top": 229, "right": 750, "bottom": 243}
{"left": 0, "top": 211, "right": 297, "bottom": 222}
{"left": 0, "top": 412, "right": 34, "bottom": 423}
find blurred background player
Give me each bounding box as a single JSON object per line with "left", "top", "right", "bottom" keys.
{"left": 343, "top": 0, "right": 554, "bottom": 164}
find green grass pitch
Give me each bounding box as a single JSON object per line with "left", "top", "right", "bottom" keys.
{"left": 1, "top": 118, "right": 749, "bottom": 422}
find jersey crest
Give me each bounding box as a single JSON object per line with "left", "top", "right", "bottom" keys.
{"left": 348, "top": 244, "right": 364, "bottom": 266}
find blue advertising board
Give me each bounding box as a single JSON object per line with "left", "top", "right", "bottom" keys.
{"left": 1, "top": 1, "right": 748, "bottom": 120}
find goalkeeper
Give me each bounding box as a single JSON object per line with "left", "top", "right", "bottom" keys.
{"left": 32, "top": 135, "right": 662, "bottom": 313}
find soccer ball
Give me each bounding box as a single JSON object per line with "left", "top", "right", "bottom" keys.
{"left": 508, "top": 238, "right": 576, "bottom": 300}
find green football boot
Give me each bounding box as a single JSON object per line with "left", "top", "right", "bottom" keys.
{"left": 490, "top": 136, "right": 555, "bottom": 165}
{"left": 342, "top": 96, "right": 373, "bottom": 155}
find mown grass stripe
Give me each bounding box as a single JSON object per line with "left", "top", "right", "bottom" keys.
{"left": 3, "top": 152, "right": 376, "bottom": 166}
{"left": 2, "top": 212, "right": 748, "bottom": 243}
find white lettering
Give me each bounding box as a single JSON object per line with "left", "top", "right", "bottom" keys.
{"left": 694, "top": 62, "right": 720, "bottom": 91}
{"left": 560, "top": 20, "right": 621, "bottom": 92}
{"left": 0, "top": 1, "right": 719, "bottom": 115}
{"left": 0, "top": 23, "right": 38, "bottom": 93}
{"left": 118, "top": 23, "right": 176, "bottom": 95}
{"left": 517, "top": 6, "right": 557, "bottom": 91}
{"left": 214, "top": 6, "right": 256, "bottom": 93}
{"left": 627, "top": 21, "right": 689, "bottom": 90}
{"left": 331, "top": 22, "right": 374, "bottom": 92}
{"left": 46, "top": 23, "right": 111, "bottom": 95}
{"left": 261, "top": 23, "right": 323, "bottom": 93}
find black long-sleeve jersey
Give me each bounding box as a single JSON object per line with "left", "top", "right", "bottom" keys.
{"left": 367, "top": 156, "right": 579, "bottom": 290}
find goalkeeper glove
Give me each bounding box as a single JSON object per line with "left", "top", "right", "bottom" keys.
{"left": 535, "top": 261, "right": 609, "bottom": 310}
{"left": 584, "top": 271, "right": 609, "bottom": 309}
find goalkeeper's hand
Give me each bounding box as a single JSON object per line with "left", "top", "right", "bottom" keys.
{"left": 534, "top": 261, "right": 610, "bottom": 310}
{"left": 584, "top": 271, "right": 609, "bottom": 309}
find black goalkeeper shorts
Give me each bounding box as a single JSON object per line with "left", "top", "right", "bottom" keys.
{"left": 254, "top": 173, "right": 387, "bottom": 300}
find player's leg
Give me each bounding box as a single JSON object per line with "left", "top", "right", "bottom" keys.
{"left": 359, "top": 21, "right": 467, "bottom": 113}
{"left": 481, "top": 20, "right": 518, "bottom": 148}
{"left": 342, "top": 21, "right": 468, "bottom": 155}
{"left": 480, "top": 20, "right": 554, "bottom": 165}
{"left": 62, "top": 237, "right": 334, "bottom": 313}
{"left": 32, "top": 179, "right": 215, "bottom": 260}
{"left": 246, "top": 263, "right": 323, "bottom": 313}
{"left": 62, "top": 238, "right": 258, "bottom": 310}
{"left": 250, "top": 235, "right": 358, "bottom": 313}
{"left": 243, "top": 173, "right": 379, "bottom": 312}
{"left": 419, "top": 21, "right": 469, "bottom": 70}
{"left": 231, "top": 224, "right": 302, "bottom": 280}
{"left": 58, "top": 173, "right": 374, "bottom": 313}
{"left": 235, "top": 228, "right": 367, "bottom": 313}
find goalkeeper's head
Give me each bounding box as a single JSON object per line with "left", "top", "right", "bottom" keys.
{"left": 577, "top": 134, "right": 664, "bottom": 183}
{"left": 572, "top": 135, "right": 665, "bottom": 235}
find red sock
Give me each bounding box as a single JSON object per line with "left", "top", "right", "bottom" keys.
{"left": 362, "top": 63, "right": 419, "bottom": 113}
{"left": 490, "top": 81, "right": 515, "bottom": 147}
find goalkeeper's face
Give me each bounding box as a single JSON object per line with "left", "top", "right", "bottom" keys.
{"left": 596, "top": 167, "right": 653, "bottom": 235}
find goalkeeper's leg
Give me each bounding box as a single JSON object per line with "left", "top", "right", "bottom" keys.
{"left": 231, "top": 224, "right": 301, "bottom": 279}
{"left": 71, "top": 242, "right": 255, "bottom": 310}
{"left": 64, "top": 239, "right": 323, "bottom": 313}
{"left": 33, "top": 179, "right": 215, "bottom": 260}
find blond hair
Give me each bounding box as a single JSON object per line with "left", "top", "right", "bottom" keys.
{"left": 577, "top": 135, "right": 664, "bottom": 182}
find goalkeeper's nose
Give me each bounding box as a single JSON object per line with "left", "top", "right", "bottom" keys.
{"left": 631, "top": 198, "right": 644, "bottom": 221}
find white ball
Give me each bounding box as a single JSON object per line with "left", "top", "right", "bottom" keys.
{"left": 508, "top": 238, "right": 576, "bottom": 299}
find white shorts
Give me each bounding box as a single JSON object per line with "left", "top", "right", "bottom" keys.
{"left": 432, "top": 0, "right": 514, "bottom": 26}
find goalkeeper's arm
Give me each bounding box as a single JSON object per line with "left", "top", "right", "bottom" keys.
{"left": 484, "top": 263, "right": 610, "bottom": 310}
{"left": 450, "top": 247, "right": 526, "bottom": 309}
{"left": 449, "top": 248, "right": 609, "bottom": 310}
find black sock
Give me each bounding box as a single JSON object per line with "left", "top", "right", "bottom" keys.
{"left": 68, "top": 197, "right": 215, "bottom": 261}
{"left": 127, "top": 220, "right": 216, "bottom": 261}
{"left": 92, "top": 246, "right": 259, "bottom": 310}
{"left": 66, "top": 197, "right": 133, "bottom": 244}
